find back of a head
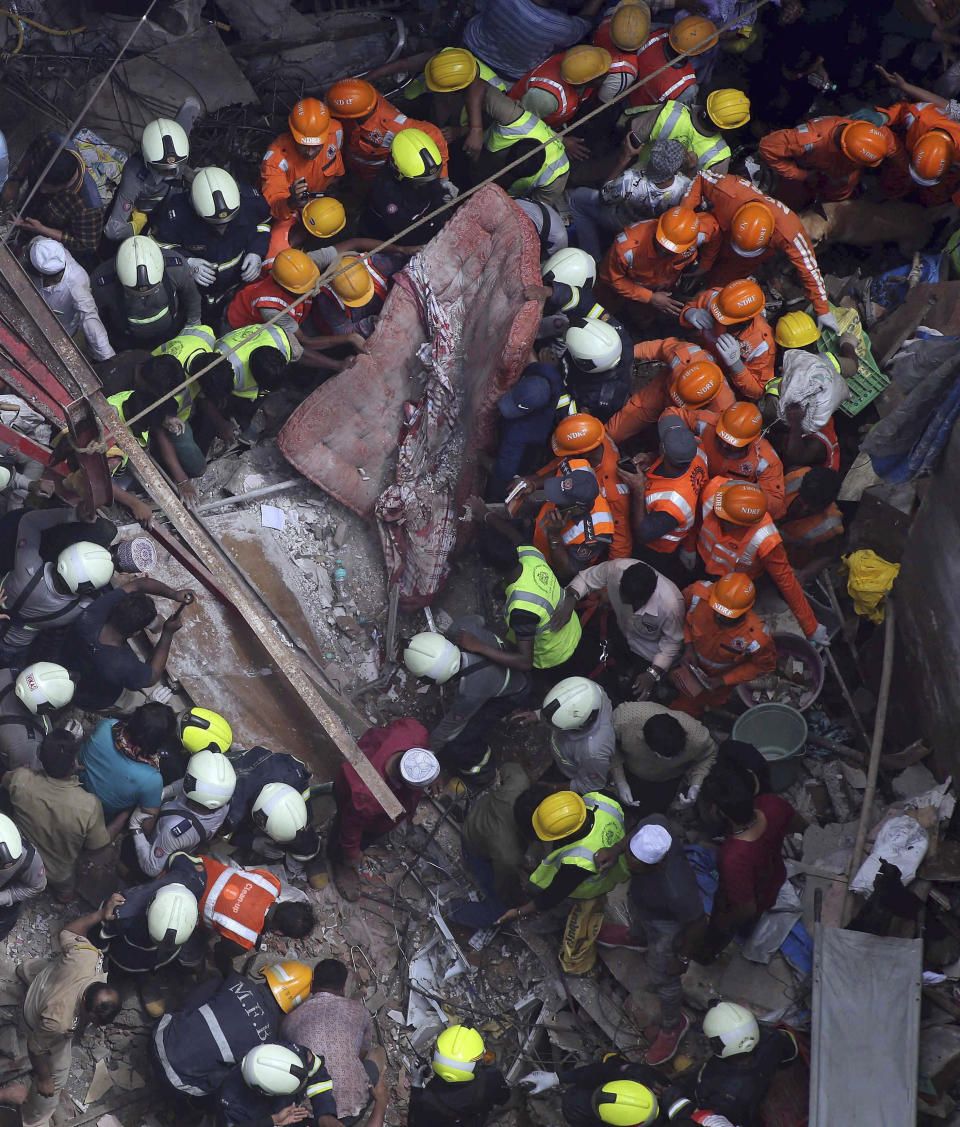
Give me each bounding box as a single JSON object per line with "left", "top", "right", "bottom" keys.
{"left": 620, "top": 561, "right": 657, "bottom": 608}
{"left": 128, "top": 702, "right": 176, "bottom": 755}
{"left": 250, "top": 347, "right": 287, "bottom": 391}
{"left": 513, "top": 784, "right": 554, "bottom": 839}
{"left": 701, "top": 764, "right": 755, "bottom": 825}
{"left": 799, "top": 466, "right": 841, "bottom": 509}
{"left": 643, "top": 713, "right": 686, "bottom": 757}
{"left": 199, "top": 356, "right": 234, "bottom": 401}
{"left": 39, "top": 729, "right": 79, "bottom": 779}
{"left": 49, "top": 150, "right": 79, "bottom": 187}
{"left": 84, "top": 982, "right": 122, "bottom": 1024}
{"left": 312, "top": 957, "right": 349, "bottom": 993}
{"left": 143, "top": 353, "right": 184, "bottom": 394}
{"left": 109, "top": 592, "right": 157, "bottom": 638}
{"left": 481, "top": 535, "right": 520, "bottom": 573}
{"left": 271, "top": 900, "right": 315, "bottom": 939}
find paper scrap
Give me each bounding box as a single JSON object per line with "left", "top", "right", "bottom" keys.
{"left": 260, "top": 504, "right": 286, "bottom": 530}
{"left": 85, "top": 1058, "right": 113, "bottom": 1104}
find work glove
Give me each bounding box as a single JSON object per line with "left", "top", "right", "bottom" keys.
{"left": 810, "top": 623, "right": 831, "bottom": 647}
{"left": 64, "top": 718, "right": 84, "bottom": 739}
{"left": 676, "top": 782, "right": 701, "bottom": 807}
{"left": 149, "top": 684, "right": 173, "bottom": 703}
{"left": 683, "top": 307, "right": 714, "bottom": 332}
{"left": 816, "top": 311, "right": 839, "bottom": 334}
{"left": 518, "top": 1071, "right": 560, "bottom": 1094}
{"left": 714, "top": 333, "right": 745, "bottom": 374}
{"left": 187, "top": 257, "right": 216, "bottom": 286}
{"left": 440, "top": 178, "right": 460, "bottom": 201}
{"left": 240, "top": 252, "right": 262, "bottom": 282}
{"left": 128, "top": 807, "right": 149, "bottom": 831}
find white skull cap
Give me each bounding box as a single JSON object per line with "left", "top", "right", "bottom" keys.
{"left": 29, "top": 237, "right": 66, "bottom": 275}
{"left": 629, "top": 823, "right": 673, "bottom": 864}
{"left": 399, "top": 747, "right": 440, "bottom": 787}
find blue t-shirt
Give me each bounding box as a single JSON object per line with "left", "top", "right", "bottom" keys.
{"left": 78, "top": 718, "right": 163, "bottom": 820}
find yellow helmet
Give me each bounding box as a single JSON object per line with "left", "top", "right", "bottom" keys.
{"left": 560, "top": 45, "right": 612, "bottom": 86}
{"left": 301, "top": 196, "right": 346, "bottom": 238}
{"left": 262, "top": 962, "right": 312, "bottom": 1013}
{"left": 532, "top": 791, "right": 587, "bottom": 841}
{"left": 610, "top": 2, "right": 651, "bottom": 49}
{"left": 391, "top": 129, "right": 443, "bottom": 180}
{"left": 705, "top": 88, "right": 751, "bottom": 130}
{"left": 425, "top": 47, "right": 479, "bottom": 93}
{"left": 593, "top": 1080, "right": 658, "bottom": 1126}
{"left": 775, "top": 311, "right": 820, "bottom": 348}
{"left": 272, "top": 248, "right": 320, "bottom": 295}
{"left": 432, "top": 1025, "right": 485, "bottom": 1083}
{"left": 180, "top": 707, "right": 232, "bottom": 754}
{"left": 331, "top": 255, "right": 375, "bottom": 307}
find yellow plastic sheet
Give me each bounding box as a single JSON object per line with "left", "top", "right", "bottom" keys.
{"left": 841, "top": 549, "right": 900, "bottom": 622}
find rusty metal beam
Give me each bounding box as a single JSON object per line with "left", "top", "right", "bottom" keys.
{"left": 0, "top": 244, "right": 403, "bottom": 819}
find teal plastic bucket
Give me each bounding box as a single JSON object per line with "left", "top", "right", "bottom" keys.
{"left": 732, "top": 703, "right": 808, "bottom": 792}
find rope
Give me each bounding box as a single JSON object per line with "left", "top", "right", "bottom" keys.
{"left": 112, "top": 0, "right": 773, "bottom": 436}
{"left": 0, "top": 9, "right": 87, "bottom": 57}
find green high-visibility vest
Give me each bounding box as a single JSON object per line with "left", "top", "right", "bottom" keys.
{"left": 629, "top": 100, "right": 730, "bottom": 172}
{"left": 504, "top": 546, "right": 580, "bottom": 669}
{"left": 404, "top": 54, "right": 508, "bottom": 120}
{"left": 215, "top": 324, "right": 292, "bottom": 401}
{"left": 107, "top": 389, "right": 149, "bottom": 467}
{"left": 530, "top": 792, "right": 629, "bottom": 900}
{"left": 485, "top": 110, "right": 569, "bottom": 195}
{"left": 152, "top": 325, "right": 216, "bottom": 421}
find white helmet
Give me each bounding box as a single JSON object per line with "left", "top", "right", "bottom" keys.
{"left": 57, "top": 541, "right": 114, "bottom": 594}
{"left": 542, "top": 677, "right": 603, "bottom": 730}
{"left": 403, "top": 632, "right": 461, "bottom": 684}
{"left": 147, "top": 882, "right": 199, "bottom": 946}
{"left": 183, "top": 748, "right": 237, "bottom": 810}
{"left": 141, "top": 117, "right": 189, "bottom": 170}
{"left": 15, "top": 662, "right": 74, "bottom": 715}
{"left": 702, "top": 1002, "right": 760, "bottom": 1058}
{"left": 191, "top": 167, "right": 240, "bottom": 223}
{"left": 116, "top": 236, "right": 165, "bottom": 291}
{"left": 0, "top": 813, "right": 23, "bottom": 868}
{"left": 565, "top": 319, "right": 622, "bottom": 373}
{"left": 542, "top": 246, "right": 597, "bottom": 288}
{"left": 252, "top": 782, "right": 308, "bottom": 843}
{"left": 0, "top": 467, "right": 11, "bottom": 491}
{"left": 241, "top": 1044, "right": 309, "bottom": 1096}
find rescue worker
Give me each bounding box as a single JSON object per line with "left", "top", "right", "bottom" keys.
{"left": 495, "top": 790, "right": 629, "bottom": 973}
{"left": 879, "top": 105, "right": 960, "bottom": 205}
{"left": 180, "top": 707, "right": 233, "bottom": 755}
{"left": 562, "top": 316, "right": 634, "bottom": 422}
{"left": 328, "top": 719, "right": 437, "bottom": 901}
{"left": 0, "top": 662, "right": 75, "bottom": 772}
{"left": 197, "top": 324, "right": 292, "bottom": 444}
{"left": 533, "top": 459, "right": 616, "bottom": 583}
{"left": 26, "top": 237, "right": 115, "bottom": 362}
{"left": 520, "top": 1063, "right": 661, "bottom": 1127}
{"left": 680, "top": 279, "right": 775, "bottom": 399}
{"left": 661, "top": 359, "right": 737, "bottom": 438}
{"left": 129, "top": 749, "right": 238, "bottom": 877}
{"left": 627, "top": 15, "right": 718, "bottom": 108}
{"left": 310, "top": 252, "right": 406, "bottom": 339}
{"left": 91, "top": 235, "right": 200, "bottom": 351}
{"left": 591, "top": 0, "right": 650, "bottom": 106}
{"left": 0, "top": 812, "right": 46, "bottom": 938}
{"left": 540, "top": 676, "right": 615, "bottom": 794}
{"left": 408, "top": 1025, "right": 509, "bottom": 1127}
{"left": 696, "top": 478, "right": 825, "bottom": 641}
{"left": 471, "top": 97, "right": 571, "bottom": 208}
{"left": 700, "top": 403, "right": 786, "bottom": 520}
{"left": 624, "top": 91, "right": 751, "bottom": 177}
{"left": 510, "top": 45, "right": 612, "bottom": 129}
{"left": 327, "top": 76, "right": 449, "bottom": 182}
{"left": 144, "top": 333, "right": 213, "bottom": 488}
{"left": 261, "top": 97, "right": 345, "bottom": 221}
{"left": 670, "top": 572, "right": 777, "bottom": 716}
{"left": 403, "top": 623, "right": 530, "bottom": 785}
{"left": 758, "top": 116, "right": 897, "bottom": 209}
{"left": 681, "top": 171, "right": 832, "bottom": 330}
{"left": 104, "top": 110, "right": 198, "bottom": 242}
{"left": 152, "top": 166, "right": 271, "bottom": 317}
{"left": 363, "top": 129, "right": 458, "bottom": 241}
{"left": 216, "top": 1041, "right": 340, "bottom": 1127}
{"left": 151, "top": 960, "right": 312, "bottom": 1098}
{"left": 598, "top": 206, "right": 721, "bottom": 316}
{"left": 780, "top": 466, "right": 843, "bottom": 575}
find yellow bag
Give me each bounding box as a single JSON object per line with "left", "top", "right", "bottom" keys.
{"left": 559, "top": 896, "right": 605, "bottom": 975}
{"left": 841, "top": 549, "right": 900, "bottom": 623}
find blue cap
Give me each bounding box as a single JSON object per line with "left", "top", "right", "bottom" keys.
{"left": 543, "top": 464, "right": 599, "bottom": 507}
{"left": 498, "top": 364, "right": 557, "bottom": 420}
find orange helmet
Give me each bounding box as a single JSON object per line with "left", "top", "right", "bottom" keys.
{"left": 730, "top": 202, "right": 774, "bottom": 258}
{"left": 715, "top": 402, "right": 763, "bottom": 447}
{"left": 709, "top": 279, "right": 764, "bottom": 325}
{"left": 326, "top": 78, "right": 378, "bottom": 120}
{"left": 910, "top": 130, "right": 956, "bottom": 187}
{"left": 714, "top": 480, "right": 767, "bottom": 524}
{"left": 288, "top": 98, "right": 331, "bottom": 146}
{"left": 552, "top": 413, "right": 605, "bottom": 456}
{"left": 669, "top": 360, "right": 723, "bottom": 407}
{"left": 709, "top": 572, "right": 756, "bottom": 618}
{"left": 839, "top": 121, "right": 889, "bottom": 166}
{"left": 668, "top": 15, "right": 719, "bottom": 55}
{"left": 656, "top": 206, "right": 700, "bottom": 253}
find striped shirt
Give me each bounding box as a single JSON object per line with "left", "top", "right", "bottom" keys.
{"left": 464, "top": 0, "right": 592, "bottom": 79}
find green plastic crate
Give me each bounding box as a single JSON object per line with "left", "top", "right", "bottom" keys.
{"left": 817, "top": 325, "right": 890, "bottom": 417}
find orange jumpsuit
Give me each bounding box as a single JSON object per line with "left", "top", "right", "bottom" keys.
{"left": 261, "top": 215, "right": 297, "bottom": 277}
{"left": 599, "top": 213, "right": 721, "bottom": 306}
{"left": 680, "top": 285, "right": 776, "bottom": 399}
{"left": 697, "top": 476, "right": 818, "bottom": 636}
{"left": 682, "top": 171, "right": 829, "bottom": 317}
{"left": 343, "top": 98, "right": 449, "bottom": 181}
{"left": 261, "top": 126, "right": 346, "bottom": 221}
{"left": 538, "top": 436, "right": 633, "bottom": 559}
{"left": 509, "top": 53, "right": 597, "bottom": 128}
{"left": 671, "top": 578, "right": 777, "bottom": 716}
{"left": 700, "top": 423, "right": 786, "bottom": 520}
{"left": 878, "top": 100, "right": 960, "bottom": 205}
{"left": 780, "top": 467, "right": 844, "bottom": 568}
{"left": 758, "top": 116, "right": 898, "bottom": 205}
{"left": 641, "top": 448, "right": 710, "bottom": 554}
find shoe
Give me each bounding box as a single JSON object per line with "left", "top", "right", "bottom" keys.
{"left": 305, "top": 856, "right": 329, "bottom": 891}
{"left": 139, "top": 977, "right": 166, "bottom": 1019}
{"left": 644, "top": 1013, "right": 690, "bottom": 1067}
{"left": 331, "top": 862, "right": 361, "bottom": 902}
{"left": 596, "top": 923, "right": 646, "bottom": 951}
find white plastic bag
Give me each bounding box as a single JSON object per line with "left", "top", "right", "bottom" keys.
{"left": 777, "top": 349, "right": 851, "bottom": 432}
{"left": 850, "top": 814, "right": 930, "bottom": 895}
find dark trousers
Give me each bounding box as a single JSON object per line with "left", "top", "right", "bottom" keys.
{"left": 438, "top": 688, "right": 531, "bottom": 780}
{"left": 0, "top": 902, "right": 19, "bottom": 940}
{"left": 448, "top": 845, "right": 510, "bottom": 930}
{"left": 625, "top": 770, "right": 682, "bottom": 817}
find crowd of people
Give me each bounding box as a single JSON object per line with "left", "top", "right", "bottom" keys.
{"left": 0, "top": 0, "right": 953, "bottom": 1122}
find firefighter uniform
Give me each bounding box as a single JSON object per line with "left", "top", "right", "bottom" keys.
{"left": 510, "top": 52, "right": 600, "bottom": 128}
{"left": 0, "top": 668, "right": 51, "bottom": 771}
{"left": 680, "top": 286, "right": 776, "bottom": 400}
{"left": 363, "top": 168, "right": 450, "bottom": 241}
{"left": 344, "top": 98, "right": 448, "bottom": 180}
{"left": 627, "top": 30, "right": 697, "bottom": 107}
{"left": 561, "top": 314, "right": 634, "bottom": 423}
{"left": 104, "top": 155, "right": 189, "bottom": 242}
{"left": 216, "top": 1041, "right": 336, "bottom": 1127}
{"left": 133, "top": 779, "right": 232, "bottom": 878}
{"left": 222, "top": 746, "right": 310, "bottom": 840}
{"left": 758, "top": 116, "right": 898, "bottom": 205}
{"left": 780, "top": 467, "right": 844, "bottom": 568}
{"left": 91, "top": 249, "right": 200, "bottom": 350}
{"left": 408, "top": 1066, "right": 510, "bottom": 1127}
{"left": 484, "top": 110, "right": 570, "bottom": 205}
{"left": 683, "top": 171, "right": 829, "bottom": 317}
{"left": 214, "top": 324, "right": 292, "bottom": 402}
{"left": 152, "top": 972, "right": 285, "bottom": 1096}
{"left": 261, "top": 126, "right": 346, "bottom": 221}
{"left": 697, "top": 477, "right": 818, "bottom": 635}
{"left": 671, "top": 578, "right": 777, "bottom": 716}
{"left": 599, "top": 213, "right": 721, "bottom": 307}
{"left": 879, "top": 100, "right": 960, "bottom": 204}
{"left": 642, "top": 447, "right": 710, "bottom": 554}
{"left": 700, "top": 423, "right": 786, "bottom": 520}
{"left": 504, "top": 546, "right": 582, "bottom": 669}
{"left": 226, "top": 275, "right": 311, "bottom": 332}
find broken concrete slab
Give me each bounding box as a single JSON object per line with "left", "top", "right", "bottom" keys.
{"left": 893, "top": 763, "right": 939, "bottom": 800}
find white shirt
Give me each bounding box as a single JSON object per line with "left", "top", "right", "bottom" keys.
{"left": 32, "top": 250, "right": 114, "bottom": 361}
{"left": 601, "top": 170, "right": 693, "bottom": 226}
